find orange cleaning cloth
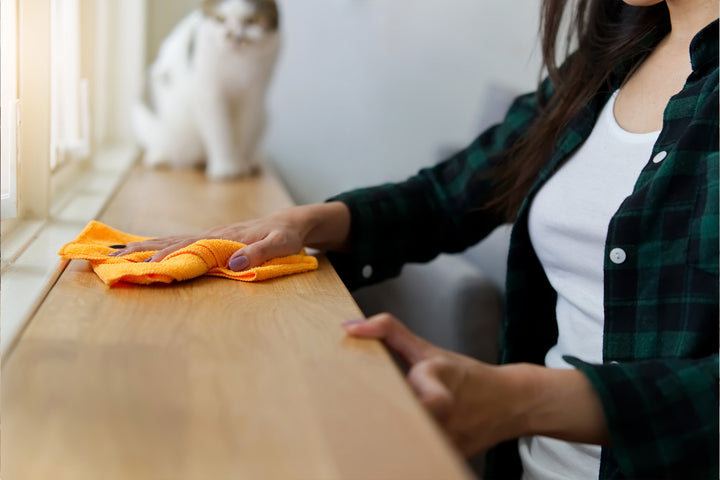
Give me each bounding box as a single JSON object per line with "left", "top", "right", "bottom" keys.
{"left": 58, "top": 221, "right": 319, "bottom": 287}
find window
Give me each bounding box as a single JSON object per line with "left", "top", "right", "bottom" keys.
{"left": 1, "top": 0, "right": 147, "bottom": 353}
{"left": 1, "top": 0, "right": 146, "bottom": 227}
{"left": 1, "top": 0, "right": 19, "bottom": 220}
{"left": 50, "top": 0, "right": 90, "bottom": 171}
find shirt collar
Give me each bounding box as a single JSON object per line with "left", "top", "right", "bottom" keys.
{"left": 689, "top": 19, "right": 719, "bottom": 74}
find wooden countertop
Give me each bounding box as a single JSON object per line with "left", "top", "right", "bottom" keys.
{"left": 2, "top": 166, "right": 472, "bottom": 479}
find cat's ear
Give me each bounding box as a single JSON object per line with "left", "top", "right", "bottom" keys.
{"left": 255, "top": 0, "right": 280, "bottom": 30}
{"left": 201, "top": 0, "right": 220, "bottom": 16}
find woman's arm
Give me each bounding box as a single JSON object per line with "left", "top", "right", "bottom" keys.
{"left": 112, "top": 201, "right": 351, "bottom": 270}
{"left": 116, "top": 83, "right": 546, "bottom": 279}
{"left": 345, "top": 314, "right": 719, "bottom": 477}
{"left": 342, "top": 313, "right": 610, "bottom": 458}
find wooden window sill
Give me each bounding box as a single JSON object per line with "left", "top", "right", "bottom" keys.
{"left": 1, "top": 162, "right": 472, "bottom": 479}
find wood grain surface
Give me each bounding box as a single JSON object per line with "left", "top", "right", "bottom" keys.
{"left": 2, "top": 166, "right": 472, "bottom": 479}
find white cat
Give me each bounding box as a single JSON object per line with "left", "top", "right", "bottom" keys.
{"left": 133, "top": 0, "right": 281, "bottom": 180}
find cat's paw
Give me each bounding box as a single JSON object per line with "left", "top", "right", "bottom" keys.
{"left": 249, "top": 153, "right": 267, "bottom": 171}
{"left": 206, "top": 162, "right": 253, "bottom": 180}
{"left": 143, "top": 150, "right": 169, "bottom": 168}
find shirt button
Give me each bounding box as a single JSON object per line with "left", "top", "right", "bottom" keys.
{"left": 609, "top": 248, "right": 627, "bottom": 264}
{"left": 361, "top": 264, "right": 373, "bottom": 279}
{"left": 652, "top": 151, "right": 667, "bottom": 163}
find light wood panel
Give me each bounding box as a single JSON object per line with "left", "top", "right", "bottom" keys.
{"left": 2, "top": 166, "right": 472, "bottom": 479}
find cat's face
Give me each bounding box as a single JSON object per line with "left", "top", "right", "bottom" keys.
{"left": 201, "top": 0, "right": 279, "bottom": 47}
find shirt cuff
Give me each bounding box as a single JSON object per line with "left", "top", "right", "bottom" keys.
{"left": 564, "top": 354, "right": 719, "bottom": 479}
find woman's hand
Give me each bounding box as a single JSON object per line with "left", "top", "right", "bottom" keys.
{"left": 110, "top": 202, "right": 351, "bottom": 271}
{"left": 110, "top": 215, "right": 306, "bottom": 270}
{"left": 342, "top": 313, "right": 609, "bottom": 457}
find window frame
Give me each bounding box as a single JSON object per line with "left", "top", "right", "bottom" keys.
{"left": 50, "top": 0, "right": 90, "bottom": 172}
{"left": 1, "top": 0, "right": 147, "bottom": 232}
{"left": 1, "top": 0, "right": 20, "bottom": 221}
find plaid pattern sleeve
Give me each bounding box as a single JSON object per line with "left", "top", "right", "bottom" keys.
{"left": 566, "top": 354, "right": 719, "bottom": 479}
{"left": 327, "top": 87, "right": 545, "bottom": 290}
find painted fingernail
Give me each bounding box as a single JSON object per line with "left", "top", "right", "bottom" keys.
{"left": 108, "top": 244, "right": 126, "bottom": 249}
{"left": 342, "top": 318, "right": 367, "bottom": 327}
{"left": 144, "top": 257, "right": 153, "bottom": 263}
{"left": 229, "top": 255, "right": 249, "bottom": 271}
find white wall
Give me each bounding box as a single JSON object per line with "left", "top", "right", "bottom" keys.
{"left": 145, "top": 0, "right": 543, "bottom": 204}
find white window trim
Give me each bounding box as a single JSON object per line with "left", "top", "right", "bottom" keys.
{"left": 1, "top": 0, "right": 19, "bottom": 221}
{"left": 17, "top": 0, "right": 52, "bottom": 221}
{"left": 1, "top": 100, "right": 20, "bottom": 221}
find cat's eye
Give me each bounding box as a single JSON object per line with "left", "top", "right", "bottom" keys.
{"left": 214, "top": 13, "right": 226, "bottom": 23}
{"left": 244, "top": 16, "right": 259, "bottom": 26}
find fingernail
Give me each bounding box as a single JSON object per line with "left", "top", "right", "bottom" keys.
{"left": 144, "top": 257, "right": 153, "bottom": 263}
{"left": 341, "top": 318, "right": 367, "bottom": 327}
{"left": 108, "top": 244, "right": 126, "bottom": 249}
{"left": 228, "top": 255, "right": 249, "bottom": 271}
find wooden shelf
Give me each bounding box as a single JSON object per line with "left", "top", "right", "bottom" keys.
{"left": 2, "top": 165, "right": 471, "bottom": 479}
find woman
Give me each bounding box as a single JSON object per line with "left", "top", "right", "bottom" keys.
{"left": 114, "top": 0, "right": 718, "bottom": 477}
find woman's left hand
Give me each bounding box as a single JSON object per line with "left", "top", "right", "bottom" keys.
{"left": 342, "top": 313, "right": 609, "bottom": 457}
{"left": 342, "top": 313, "right": 534, "bottom": 457}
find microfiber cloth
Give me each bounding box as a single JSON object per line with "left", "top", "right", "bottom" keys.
{"left": 58, "top": 221, "right": 319, "bottom": 287}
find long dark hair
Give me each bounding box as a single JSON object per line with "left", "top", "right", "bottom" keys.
{"left": 487, "top": 0, "right": 671, "bottom": 221}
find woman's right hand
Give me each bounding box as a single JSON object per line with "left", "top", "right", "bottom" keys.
{"left": 109, "top": 202, "right": 351, "bottom": 271}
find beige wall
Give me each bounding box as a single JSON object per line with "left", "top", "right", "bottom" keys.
{"left": 145, "top": 0, "right": 196, "bottom": 64}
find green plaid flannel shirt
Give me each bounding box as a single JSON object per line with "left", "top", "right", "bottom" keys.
{"left": 328, "top": 19, "right": 718, "bottom": 480}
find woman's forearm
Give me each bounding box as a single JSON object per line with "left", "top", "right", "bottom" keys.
{"left": 342, "top": 314, "right": 611, "bottom": 457}
{"left": 521, "top": 364, "right": 610, "bottom": 445}
{"left": 284, "top": 201, "right": 352, "bottom": 253}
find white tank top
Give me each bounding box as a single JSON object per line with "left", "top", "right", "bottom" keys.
{"left": 520, "top": 90, "right": 660, "bottom": 479}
